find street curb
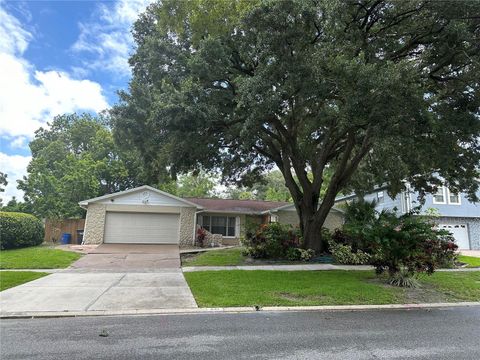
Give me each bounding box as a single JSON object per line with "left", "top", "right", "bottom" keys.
{"left": 1, "top": 302, "right": 479, "bottom": 319}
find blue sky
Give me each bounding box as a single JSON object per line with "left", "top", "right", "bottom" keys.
{"left": 0, "top": 0, "right": 152, "bottom": 201}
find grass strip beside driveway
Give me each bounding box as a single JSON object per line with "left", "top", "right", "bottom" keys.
{"left": 182, "top": 248, "right": 245, "bottom": 266}
{"left": 458, "top": 255, "right": 480, "bottom": 268}
{"left": 423, "top": 271, "right": 480, "bottom": 301}
{"left": 0, "top": 246, "right": 82, "bottom": 269}
{"left": 0, "top": 271, "right": 48, "bottom": 291}
{"left": 184, "top": 270, "right": 480, "bottom": 307}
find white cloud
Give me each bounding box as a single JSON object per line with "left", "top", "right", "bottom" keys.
{"left": 0, "top": 4, "right": 109, "bottom": 200}
{"left": 10, "top": 136, "right": 28, "bottom": 149}
{"left": 0, "top": 53, "right": 108, "bottom": 138}
{"left": 72, "top": 0, "right": 152, "bottom": 77}
{"left": 0, "top": 152, "right": 31, "bottom": 203}
{"left": 0, "top": 5, "right": 109, "bottom": 140}
{"left": 0, "top": 2, "right": 32, "bottom": 54}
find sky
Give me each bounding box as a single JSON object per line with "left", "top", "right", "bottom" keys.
{"left": 0, "top": 0, "right": 153, "bottom": 203}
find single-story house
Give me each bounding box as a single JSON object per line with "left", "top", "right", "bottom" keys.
{"left": 79, "top": 185, "right": 344, "bottom": 247}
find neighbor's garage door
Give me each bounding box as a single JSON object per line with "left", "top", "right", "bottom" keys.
{"left": 439, "top": 224, "right": 470, "bottom": 250}
{"left": 104, "top": 212, "right": 180, "bottom": 244}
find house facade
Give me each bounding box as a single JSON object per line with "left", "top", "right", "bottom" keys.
{"left": 79, "top": 185, "right": 344, "bottom": 247}
{"left": 335, "top": 186, "right": 480, "bottom": 250}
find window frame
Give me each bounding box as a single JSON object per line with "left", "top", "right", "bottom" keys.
{"left": 446, "top": 188, "right": 461, "bottom": 205}
{"left": 376, "top": 191, "right": 385, "bottom": 204}
{"left": 432, "top": 186, "right": 447, "bottom": 204}
{"left": 199, "top": 215, "right": 237, "bottom": 237}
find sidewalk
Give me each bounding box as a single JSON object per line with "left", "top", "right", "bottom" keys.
{"left": 182, "top": 264, "right": 480, "bottom": 272}
{"left": 2, "top": 264, "right": 478, "bottom": 273}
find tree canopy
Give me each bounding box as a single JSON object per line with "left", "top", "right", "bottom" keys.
{"left": 111, "top": 0, "right": 480, "bottom": 250}
{"left": 18, "top": 114, "right": 145, "bottom": 218}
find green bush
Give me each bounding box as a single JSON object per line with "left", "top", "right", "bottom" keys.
{"left": 367, "top": 212, "right": 458, "bottom": 280}
{"left": 0, "top": 212, "right": 44, "bottom": 250}
{"left": 328, "top": 241, "right": 371, "bottom": 265}
{"left": 333, "top": 200, "right": 458, "bottom": 286}
{"left": 285, "top": 248, "right": 316, "bottom": 262}
{"left": 243, "top": 223, "right": 302, "bottom": 259}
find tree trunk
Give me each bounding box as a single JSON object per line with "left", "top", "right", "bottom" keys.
{"left": 298, "top": 189, "right": 337, "bottom": 254}
{"left": 302, "top": 216, "right": 325, "bottom": 253}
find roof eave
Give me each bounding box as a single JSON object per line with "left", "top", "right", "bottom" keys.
{"left": 78, "top": 185, "right": 203, "bottom": 209}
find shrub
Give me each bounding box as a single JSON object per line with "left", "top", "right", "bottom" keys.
{"left": 328, "top": 240, "right": 371, "bottom": 265}
{"left": 334, "top": 201, "right": 458, "bottom": 285}
{"left": 285, "top": 248, "right": 315, "bottom": 262}
{"left": 243, "top": 223, "right": 302, "bottom": 259}
{"left": 0, "top": 212, "right": 44, "bottom": 250}
{"left": 196, "top": 227, "right": 207, "bottom": 247}
{"left": 367, "top": 212, "right": 458, "bottom": 282}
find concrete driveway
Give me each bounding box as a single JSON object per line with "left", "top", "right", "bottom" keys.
{"left": 0, "top": 244, "right": 197, "bottom": 315}
{"left": 461, "top": 250, "right": 480, "bottom": 258}
{"left": 70, "top": 244, "right": 181, "bottom": 271}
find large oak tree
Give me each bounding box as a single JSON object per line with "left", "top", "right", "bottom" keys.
{"left": 112, "top": 0, "right": 480, "bottom": 251}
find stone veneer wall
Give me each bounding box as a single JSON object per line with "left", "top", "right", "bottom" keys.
{"left": 437, "top": 217, "right": 480, "bottom": 250}
{"left": 179, "top": 207, "right": 196, "bottom": 246}
{"left": 82, "top": 204, "right": 106, "bottom": 244}
{"left": 277, "top": 210, "right": 344, "bottom": 231}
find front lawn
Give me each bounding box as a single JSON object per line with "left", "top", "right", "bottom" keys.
{"left": 0, "top": 246, "right": 82, "bottom": 269}
{"left": 182, "top": 248, "right": 245, "bottom": 266}
{"left": 423, "top": 272, "right": 480, "bottom": 301}
{"left": 458, "top": 255, "right": 480, "bottom": 268}
{"left": 181, "top": 247, "right": 333, "bottom": 266}
{"left": 0, "top": 271, "right": 48, "bottom": 291}
{"left": 184, "top": 270, "right": 480, "bottom": 307}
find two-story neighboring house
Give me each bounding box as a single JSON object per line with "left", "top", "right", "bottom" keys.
{"left": 335, "top": 186, "right": 480, "bottom": 250}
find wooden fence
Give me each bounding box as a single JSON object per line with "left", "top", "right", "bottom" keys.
{"left": 44, "top": 218, "right": 86, "bottom": 245}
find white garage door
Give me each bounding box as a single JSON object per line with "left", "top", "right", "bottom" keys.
{"left": 104, "top": 212, "right": 180, "bottom": 244}
{"left": 439, "top": 224, "right": 470, "bottom": 250}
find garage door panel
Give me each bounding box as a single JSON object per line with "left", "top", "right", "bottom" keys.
{"left": 439, "top": 224, "right": 470, "bottom": 250}
{"left": 104, "top": 212, "right": 179, "bottom": 244}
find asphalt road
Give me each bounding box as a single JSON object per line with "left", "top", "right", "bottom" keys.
{"left": 1, "top": 307, "right": 479, "bottom": 359}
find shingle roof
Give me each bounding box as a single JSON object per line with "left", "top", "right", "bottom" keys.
{"left": 184, "top": 197, "right": 291, "bottom": 213}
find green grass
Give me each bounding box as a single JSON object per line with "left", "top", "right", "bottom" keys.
{"left": 184, "top": 270, "right": 480, "bottom": 307}
{"left": 0, "top": 246, "right": 82, "bottom": 269}
{"left": 0, "top": 271, "right": 48, "bottom": 291}
{"left": 422, "top": 271, "right": 480, "bottom": 301}
{"left": 185, "top": 270, "right": 404, "bottom": 307}
{"left": 182, "top": 248, "right": 245, "bottom": 266}
{"left": 458, "top": 255, "right": 480, "bottom": 268}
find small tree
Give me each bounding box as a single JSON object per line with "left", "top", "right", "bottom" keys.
{"left": 368, "top": 212, "right": 457, "bottom": 287}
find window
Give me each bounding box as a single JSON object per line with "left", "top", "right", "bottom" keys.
{"left": 433, "top": 186, "right": 446, "bottom": 204}
{"left": 270, "top": 214, "right": 279, "bottom": 223}
{"left": 447, "top": 189, "right": 461, "bottom": 205}
{"left": 433, "top": 186, "right": 461, "bottom": 205}
{"left": 201, "top": 216, "right": 211, "bottom": 232}
{"left": 376, "top": 191, "right": 384, "bottom": 204}
{"left": 199, "top": 215, "right": 236, "bottom": 237}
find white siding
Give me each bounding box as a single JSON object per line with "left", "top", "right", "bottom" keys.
{"left": 98, "top": 189, "right": 190, "bottom": 207}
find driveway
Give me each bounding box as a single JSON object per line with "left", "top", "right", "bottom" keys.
{"left": 0, "top": 244, "right": 197, "bottom": 315}
{"left": 70, "top": 244, "right": 181, "bottom": 271}
{"left": 461, "top": 250, "right": 480, "bottom": 258}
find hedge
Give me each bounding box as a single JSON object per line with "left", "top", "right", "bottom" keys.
{"left": 0, "top": 212, "right": 44, "bottom": 250}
